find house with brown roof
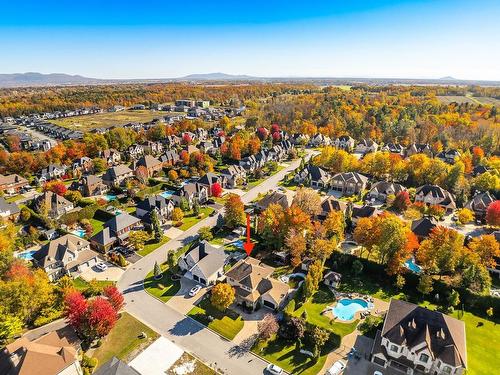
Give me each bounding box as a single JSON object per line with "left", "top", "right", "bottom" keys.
{"left": 330, "top": 172, "right": 368, "bottom": 197}
{"left": 464, "top": 192, "right": 495, "bottom": 220}
{"left": 2, "top": 327, "right": 81, "bottom": 375}
{"left": 102, "top": 164, "right": 134, "bottom": 187}
{"left": 35, "top": 191, "right": 74, "bottom": 219}
{"left": 415, "top": 185, "right": 456, "bottom": 213}
{"left": 367, "top": 181, "right": 407, "bottom": 203}
{"left": 255, "top": 190, "right": 294, "bottom": 212}
{"left": 135, "top": 155, "right": 163, "bottom": 177}
{"left": 100, "top": 148, "right": 121, "bottom": 166}
{"left": 0, "top": 174, "right": 29, "bottom": 195}
{"left": 32, "top": 234, "right": 99, "bottom": 281}
{"left": 80, "top": 175, "right": 108, "bottom": 197}
{"left": 318, "top": 196, "right": 349, "bottom": 220}
{"left": 225, "top": 257, "right": 291, "bottom": 311}
{"left": 371, "top": 299, "right": 467, "bottom": 375}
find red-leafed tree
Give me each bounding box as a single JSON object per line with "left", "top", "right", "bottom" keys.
{"left": 182, "top": 133, "right": 192, "bottom": 145}
{"left": 272, "top": 132, "right": 281, "bottom": 142}
{"left": 103, "top": 285, "right": 125, "bottom": 312}
{"left": 43, "top": 180, "right": 67, "bottom": 196}
{"left": 84, "top": 297, "right": 118, "bottom": 340}
{"left": 271, "top": 124, "right": 280, "bottom": 134}
{"left": 211, "top": 182, "right": 223, "bottom": 197}
{"left": 135, "top": 165, "right": 149, "bottom": 183}
{"left": 486, "top": 200, "right": 500, "bottom": 227}
{"left": 64, "top": 290, "right": 88, "bottom": 332}
{"left": 392, "top": 191, "right": 411, "bottom": 212}
{"left": 256, "top": 127, "right": 269, "bottom": 141}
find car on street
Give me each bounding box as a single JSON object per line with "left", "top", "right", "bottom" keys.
{"left": 327, "top": 360, "right": 346, "bottom": 375}
{"left": 373, "top": 371, "right": 383, "bottom": 375}
{"left": 189, "top": 285, "right": 202, "bottom": 297}
{"left": 266, "top": 364, "right": 284, "bottom": 375}
{"left": 95, "top": 262, "right": 108, "bottom": 271}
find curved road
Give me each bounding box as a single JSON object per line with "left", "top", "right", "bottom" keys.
{"left": 117, "top": 153, "right": 314, "bottom": 375}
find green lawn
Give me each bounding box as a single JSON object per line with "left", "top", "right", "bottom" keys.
{"left": 187, "top": 298, "right": 244, "bottom": 340}
{"left": 293, "top": 288, "right": 359, "bottom": 338}
{"left": 72, "top": 277, "right": 115, "bottom": 292}
{"left": 452, "top": 310, "right": 499, "bottom": 375}
{"left": 89, "top": 218, "right": 105, "bottom": 235}
{"left": 5, "top": 195, "right": 22, "bottom": 203}
{"left": 144, "top": 265, "right": 181, "bottom": 303}
{"left": 179, "top": 207, "right": 214, "bottom": 231}
{"left": 137, "top": 236, "right": 170, "bottom": 257}
{"left": 92, "top": 312, "right": 159, "bottom": 367}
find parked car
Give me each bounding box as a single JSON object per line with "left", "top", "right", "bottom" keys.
{"left": 266, "top": 364, "right": 284, "bottom": 375}
{"left": 189, "top": 285, "right": 202, "bottom": 297}
{"left": 373, "top": 371, "right": 383, "bottom": 375}
{"left": 96, "top": 262, "right": 108, "bottom": 271}
{"left": 327, "top": 360, "right": 346, "bottom": 375}
{"left": 209, "top": 210, "right": 217, "bottom": 217}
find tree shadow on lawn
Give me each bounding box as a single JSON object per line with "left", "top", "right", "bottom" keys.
{"left": 169, "top": 317, "right": 205, "bottom": 337}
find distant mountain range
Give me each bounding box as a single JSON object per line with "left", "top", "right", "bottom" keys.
{"left": 0, "top": 72, "right": 499, "bottom": 88}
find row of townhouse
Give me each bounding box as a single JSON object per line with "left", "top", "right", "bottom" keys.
{"left": 239, "top": 140, "right": 294, "bottom": 171}
{"left": 31, "top": 121, "right": 83, "bottom": 140}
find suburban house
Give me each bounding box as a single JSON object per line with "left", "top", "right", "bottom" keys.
{"left": 351, "top": 204, "right": 380, "bottom": 225}
{"left": 2, "top": 328, "right": 82, "bottom": 375}
{"left": 0, "top": 197, "right": 20, "bottom": 222}
{"left": 323, "top": 270, "right": 342, "bottom": 288}
{"left": 159, "top": 150, "right": 180, "bottom": 166}
{"left": 294, "top": 164, "right": 331, "bottom": 188}
{"left": 178, "top": 241, "right": 228, "bottom": 285}
{"left": 382, "top": 143, "right": 405, "bottom": 156}
{"left": 100, "top": 148, "right": 121, "bottom": 166}
{"left": 291, "top": 133, "right": 310, "bottom": 146}
{"left": 239, "top": 154, "right": 265, "bottom": 172}
{"left": 465, "top": 192, "right": 495, "bottom": 221}
{"left": 226, "top": 257, "right": 291, "bottom": 312}
{"left": 135, "top": 155, "right": 163, "bottom": 177}
{"left": 171, "top": 183, "right": 208, "bottom": 207}
{"left": 330, "top": 172, "right": 369, "bottom": 196}
{"left": 406, "top": 143, "right": 433, "bottom": 158}
{"left": 367, "top": 181, "right": 407, "bottom": 203}
{"left": 355, "top": 139, "right": 379, "bottom": 155}
{"left": 472, "top": 165, "right": 489, "bottom": 177}
{"left": 102, "top": 164, "right": 134, "bottom": 187}
{"left": 334, "top": 135, "right": 356, "bottom": 151}
{"left": 415, "top": 185, "right": 456, "bottom": 212}
{"left": 220, "top": 165, "right": 247, "bottom": 188}
{"left": 197, "top": 172, "right": 222, "bottom": 195}
{"left": 80, "top": 175, "right": 108, "bottom": 197}
{"left": 163, "top": 135, "right": 181, "bottom": 147}
{"left": 32, "top": 234, "right": 99, "bottom": 281}
{"left": 255, "top": 190, "right": 294, "bottom": 211}
{"left": 370, "top": 299, "right": 467, "bottom": 375}
{"left": 142, "top": 140, "right": 163, "bottom": 155}
{"left": 0, "top": 174, "right": 29, "bottom": 195}
{"left": 127, "top": 144, "right": 145, "bottom": 159}
{"left": 318, "top": 197, "right": 349, "bottom": 220}
{"left": 35, "top": 191, "right": 74, "bottom": 219}
{"left": 411, "top": 216, "right": 438, "bottom": 240}
{"left": 37, "top": 164, "right": 66, "bottom": 183}
{"left": 90, "top": 213, "right": 142, "bottom": 252}
{"left": 309, "top": 133, "right": 331, "bottom": 147}
{"left": 94, "top": 357, "right": 140, "bottom": 375}
{"left": 437, "top": 149, "right": 461, "bottom": 164}
{"left": 136, "top": 195, "right": 174, "bottom": 227}
{"left": 72, "top": 156, "right": 93, "bottom": 174}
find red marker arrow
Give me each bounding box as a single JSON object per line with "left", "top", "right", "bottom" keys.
{"left": 243, "top": 213, "right": 254, "bottom": 256}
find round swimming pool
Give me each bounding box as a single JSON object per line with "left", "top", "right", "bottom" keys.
{"left": 332, "top": 298, "right": 372, "bottom": 321}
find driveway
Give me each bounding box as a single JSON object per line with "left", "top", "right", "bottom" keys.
{"left": 167, "top": 277, "right": 209, "bottom": 315}
{"left": 164, "top": 226, "right": 185, "bottom": 238}
{"left": 80, "top": 262, "right": 124, "bottom": 282}
{"left": 232, "top": 306, "right": 272, "bottom": 346}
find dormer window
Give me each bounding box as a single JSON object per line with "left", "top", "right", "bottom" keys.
{"left": 419, "top": 353, "right": 429, "bottom": 363}
{"left": 442, "top": 366, "right": 452, "bottom": 374}
{"left": 390, "top": 344, "right": 398, "bottom": 352}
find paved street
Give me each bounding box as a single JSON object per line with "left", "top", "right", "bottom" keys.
{"left": 117, "top": 152, "right": 315, "bottom": 375}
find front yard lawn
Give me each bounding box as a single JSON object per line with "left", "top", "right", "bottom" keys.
{"left": 89, "top": 218, "right": 105, "bottom": 235}
{"left": 179, "top": 207, "right": 214, "bottom": 231}
{"left": 92, "top": 312, "right": 158, "bottom": 367}
{"left": 187, "top": 298, "right": 244, "bottom": 340}
{"left": 72, "top": 277, "right": 115, "bottom": 292}
{"left": 144, "top": 265, "right": 180, "bottom": 303}
{"left": 137, "top": 236, "right": 170, "bottom": 257}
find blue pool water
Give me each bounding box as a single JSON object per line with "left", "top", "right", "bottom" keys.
{"left": 104, "top": 194, "right": 117, "bottom": 201}
{"left": 404, "top": 258, "right": 422, "bottom": 273}
{"left": 160, "top": 190, "right": 175, "bottom": 199}
{"left": 71, "top": 229, "right": 86, "bottom": 238}
{"left": 233, "top": 239, "right": 244, "bottom": 249}
{"left": 332, "top": 298, "right": 372, "bottom": 321}
{"left": 17, "top": 250, "right": 37, "bottom": 261}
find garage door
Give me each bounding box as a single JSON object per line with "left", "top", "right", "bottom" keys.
{"left": 263, "top": 300, "right": 276, "bottom": 309}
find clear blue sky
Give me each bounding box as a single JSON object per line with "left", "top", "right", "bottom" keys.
{"left": 1, "top": 0, "right": 499, "bottom": 80}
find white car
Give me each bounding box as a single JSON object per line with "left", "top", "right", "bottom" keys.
{"left": 327, "top": 360, "right": 346, "bottom": 375}
{"left": 95, "top": 262, "right": 108, "bottom": 271}
{"left": 266, "top": 364, "right": 284, "bottom": 375}
{"left": 373, "top": 371, "right": 383, "bottom": 375}
{"left": 189, "top": 285, "right": 202, "bottom": 297}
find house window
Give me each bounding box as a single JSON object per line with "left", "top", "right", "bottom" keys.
{"left": 442, "top": 366, "right": 452, "bottom": 374}
{"left": 390, "top": 344, "right": 398, "bottom": 352}
{"left": 419, "top": 353, "right": 429, "bottom": 363}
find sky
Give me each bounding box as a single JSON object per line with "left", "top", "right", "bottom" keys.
{"left": 1, "top": 0, "right": 499, "bottom": 80}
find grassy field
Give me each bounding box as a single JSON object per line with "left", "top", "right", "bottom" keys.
{"left": 137, "top": 236, "right": 170, "bottom": 257}
{"left": 51, "top": 109, "right": 183, "bottom": 130}
{"left": 72, "top": 277, "right": 115, "bottom": 291}
{"left": 437, "top": 95, "right": 500, "bottom": 106}
{"left": 179, "top": 207, "right": 214, "bottom": 231}
{"left": 92, "top": 312, "right": 159, "bottom": 367}
{"left": 188, "top": 298, "right": 244, "bottom": 340}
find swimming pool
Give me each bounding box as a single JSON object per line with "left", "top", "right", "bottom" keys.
{"left": 404, "top": 257, "right": 422, "bottom": 273}
{"left": 103, "top": 194, "right": 117, "bottom": 201}
{"left": 71, "top": 229, "right": 86, "bottom": 238}
{"left": 332, "top": 298, "right": 372, "bottom": 321}
{"left": 16, "top": 250, "right": 37, "bottom": 261}
{"left": 160, "top": 190, "right": 175, "bottom": 199}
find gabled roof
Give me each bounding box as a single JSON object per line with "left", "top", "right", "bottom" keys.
{"left": 369, "top": 181, "right": 406, "bottom": 195}
{"left": 136, "top": 155, "right": 162, "bottom": 169}
{"left": 197, "top": 172, "right": 220, "bottom": 187}
{"left": 94, "top": 357, "right": 140, "bottom": 375}
{"left": 104, "top": 213, "right": 141, "bottom": 233}
{"left": 182, "top": 241, "right": 228, "bottom": 278}
{"left": 33, "top": 234, "right": 90, "bottom": 268}
{"left": 256, "top": 191, "right": 294, "bottom": 210}
{"left": 352, "top": 204, "right": 378, "bottom": 219}
{"left": 103, "top": 164, "right": 133, "bottom": 180}
{"left": 381, "top": 299, "right": 467, "bottom": 368}
{"left": 416, "top": 185, "right": 455, "bottom": 207}
{"left": 411, "top": 216, "right": 437, "bottom": 237}
{"left": 0, "top": 197, "right": 20, "bottom": 215}
{"left": 321, "top": 197, "right": 349, "bottom": 215}
{"left": 332, "top": 171, "right": 368, "bottom": 185}
{"left": 465, "top": 192, "right": 495, "bottom": 211}
{"left": 303, "top": 164, "right": 330, "bottom": 182}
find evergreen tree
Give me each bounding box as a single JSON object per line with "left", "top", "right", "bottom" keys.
{"left": 193, "top": 199, "right": 200, "bottom": 216}
{"left": 150, "top": 210, "right": 162, "bottom": 242}
{"left": 153, "top": 261, "right": 162, "bottom": 279}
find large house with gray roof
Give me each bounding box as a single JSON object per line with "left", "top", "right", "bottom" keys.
{"left": 178, "top": 241, "right": 228, "bottom": 285}
{"left": 90, "top": 213, "right": 142, "bottom": 252}
{"left": 415, "top": 185, "right": 456, "bottom": 213}
{"left": 330, "top": 171, "right": 369, "bottom": 196}
{"left": 371, "top": 299, "right": 467, "bottom": 375}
